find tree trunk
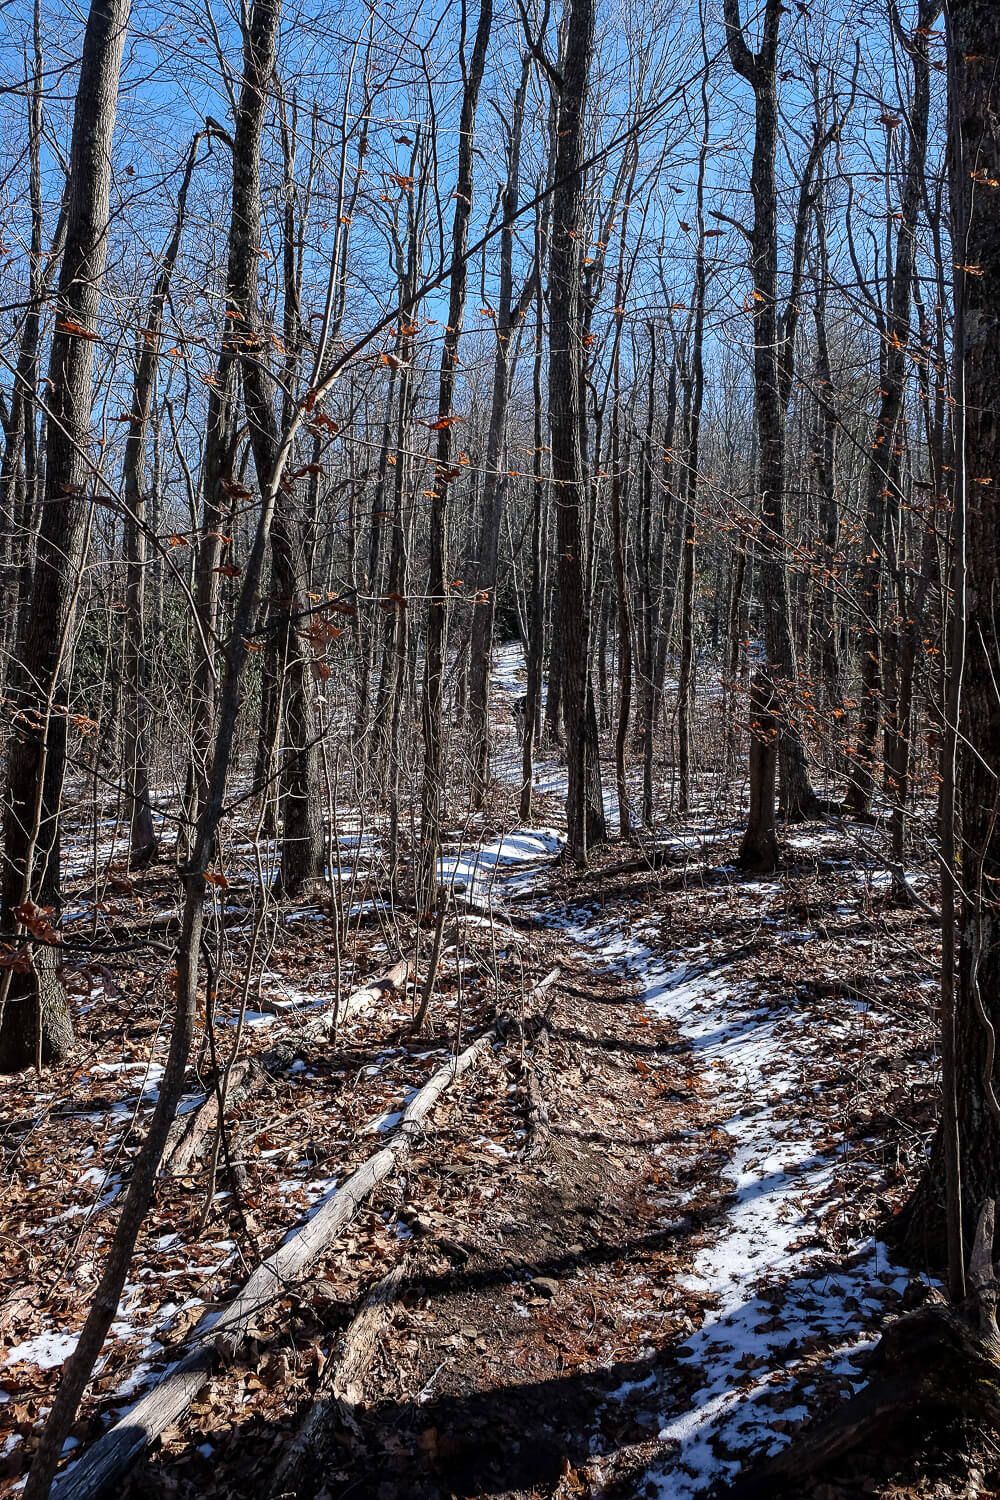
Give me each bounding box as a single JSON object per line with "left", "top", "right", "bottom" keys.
{"left": 677, "top": 88, "right": 708, "bottom": 817}
{"left": 900, "top": 0, "right": 1000, "bottom": 1275}
{"left": 468, "top": 58, "right": 529, "bottom": 802}
{"left": 845, "top": 3, "right": 937, "bottom": 815}
{"left": 725, "top": 0, "right": 819, "bottom": 833}
{"left": 265, "top": 111, "right": 325, "bottom": 898}
{"left": 0, "top": 0, "right": 65, "bottom": 679}
{"left": 419, "top": 0, "right": 492, "bottom": 909}
{"left": 737, "top": 673, "right": 779, "bottom": 873}
{"left": 520, "top": 219, "right": 549, "bottom": 824}
{"left": 122, "top": 135, "right": 202, "bottom": 870}
{"left": 0, "top": 0, "right": 133, "bottom": 1073}
{"left": 549, "top": 0, "right": 606, "bottom": 864}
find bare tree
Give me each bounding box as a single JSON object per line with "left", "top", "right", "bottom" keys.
{"left": 0, "top": 0, "right": 134, "bottom": 1072}
{"left": 548, "top": 0, "right": 606, "bottom": 864}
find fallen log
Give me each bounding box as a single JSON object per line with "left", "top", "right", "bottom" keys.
{"left": 162, "top": 962, "right": 411, "bottom": 1175}
{"left": 270, "top": 1259, "right": 409, "bottom": 1497}
{"left": 448, "top": 894, "right": 545, "bottom": 932}
{"left": 524, "top": 1059, "right": 551, "bottom": 1157}
{"left": 295, "top": 957, "right": 411, "bottom": 1045}
{"left": 51, "top": 967, "right": 560, "bottom": 1500}
{"left": 162, "top": 1059, "right": 256, "bottom": 1177}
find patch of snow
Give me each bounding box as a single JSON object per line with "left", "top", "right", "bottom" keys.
{"left": 4, "top": 1332, "right": 77, "bottom": 1370}
{"left": 437, "top": 827, "right": 564, "bottom": 901}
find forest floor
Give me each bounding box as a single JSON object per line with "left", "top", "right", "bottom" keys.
{"left": 0, "top": 655, "right": 989, "bottom": 1499}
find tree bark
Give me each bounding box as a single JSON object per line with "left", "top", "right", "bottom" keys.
{"left": 725, "top": 0, "right": 820, "bottom": 833}
{"left": 0, "top": 0, "right": 133, "bottom": 1073}
{"left": 549, "top": 0, "right": 606, "bottom": 864}
{"left": 737, "top": 672, "right": 779, "bottom": 872}
{"left": 122, "top": 135, "right": 203, "bottom": 871}
{"left": 468, "top": 58, "right": 530, "bottom": 802}
{"left": 845, "top": 1, "right": 938, "bottom": 815}
{"left": 900, "top": 0, "right": 1000, "bottom": 1276}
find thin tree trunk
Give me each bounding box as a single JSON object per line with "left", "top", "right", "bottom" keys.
{"left": 122, "top": 134, "right": 203, "bottom": 870}
{"left": 419, "top": 0, "right": 492, "bottom": 908}
{"left": 468, "top": 58, "right": 530, "bottom": 801}
{"left": 520, "top": 218, "right": 548, "bottom": 824}
{"left": 677, "top": 83, "right": 708, "bottom": 816}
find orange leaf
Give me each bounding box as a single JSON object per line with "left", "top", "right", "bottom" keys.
{"left": 56, "top": 318, "right": 99, "bottom": 342}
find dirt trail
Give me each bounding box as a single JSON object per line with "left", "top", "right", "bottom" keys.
{"left": 9, "top": 813, "right": 941, "bottom": 1500}
{"left": 275, "top": 931, "right": 714, "bottom": 1500}
{"left": 301, "top": 827, "right": 938, "bottom": 1500}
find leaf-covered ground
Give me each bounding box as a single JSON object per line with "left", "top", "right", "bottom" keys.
{"left": 0, "top": 661, "right": 977, "bottom": 1498}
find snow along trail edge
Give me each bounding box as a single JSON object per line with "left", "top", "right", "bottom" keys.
{"left": 459, "top": 823, "right": 925, "bottom": 1497}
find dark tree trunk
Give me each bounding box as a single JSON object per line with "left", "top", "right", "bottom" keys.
{"left": 122, "top": 135, "right": 202, "bottom": 871}
{"left": 0, "top": 0, "right": 65, "bottom": 679}
{"left": 468, "top": 58, "right": 529, "bottom": 801}
{"left": 549, "top": 0, "right": 606, "bottom": 864}
{"left": 677, "top": 87, "right": 708, "bottom": 816}
{"left": 0, "top": 0, "right": 133, "bottom": 1073}
{"left": 641, "top": 350, "right": 673, "bottom": 827}
{"left": 521, "top": 219, "right": 549, "bottom": 824}
{"left": 354, "top": 365, "right": 396, "bottom": 746}
{"left": 725, "top": 0, "right": 821, "bottom": 835}
{"left": 737, "top": 673, "right": 779, "bottom": 872}
{"left": 266, "top": 109, "right": 325, "bottom": 898}
{"left": 900, "top": 0, "right": 1000, "bottom": 1273}
{"left": 845, "top": 2, "right": 938, "bottom": 815}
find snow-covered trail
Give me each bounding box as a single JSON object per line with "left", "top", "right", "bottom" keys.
{"left": 453, "top": 808, "right": 918, "bottom": 1496}
{"left": 579, "top": 920, "right": 913, "bottom": 1495}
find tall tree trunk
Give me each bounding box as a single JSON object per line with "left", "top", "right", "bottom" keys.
{"left": 122, "top": 134, "right": 202, "bottom": 870}
{"left": 468, "top": 58, "right": 530, "bottom": 801}
{"left": 677, "top": 85, "right": 708, "bottom": 817}
{"left": 809, "top": 229, "right": 843, "bottom": 721}
{"left": 266, "top": 101, "right": 325, "bottom": 898}
{"left": 641, "top": 348, "right": 673, "bottom": 827}
{"left": 0, "top": 0, "right": 65, "bottom": 678}
{"left": 520, "top": 219, "right": 549, "bottom": 823}
{"left": 947, "top": 1, "right": 1000, "bottom": 1232}
{"left": 419, "top": 0, "right": 492, "bottom": 909}
{"left": 0, "top": 0, "right": 133, "bottom": 1073}
{"left": 549, "top": 0, "right": 606, "bottom": 864}
{"left": 607, "top": 149, "right": 641, "bottom": 839}
{"left": 845, "top": 1, "right": 938, "bottom": 815}
{"left": 900, "top": 0, "right": 1000, "bottom": 1282}
{"left": 725, "top": 0, "right": 819, "bottom": 853}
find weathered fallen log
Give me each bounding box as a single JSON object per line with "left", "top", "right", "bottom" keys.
{"left": 271, "top": 1259, "right": 409, "bottom": 1497}
{"left": 162, "top": 962, "right": 412, "bottom": 1175}
{"left": 591, "top": 846, "right": 685, "bottom": 879}
{"left": 295, "top": 957, "right": 412, "bottom": 1045}
{"left": 162, "top": 1059, "right": 256, "bottom": 1176}
{"left": 447, "top": 894, "right": 545, "bottom": 932}
{"left": 51, "top": 967, "right": 560, "bottom": 1500}
{"left": 524, "top": 1059, "right": 551, "bottom": 1157}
